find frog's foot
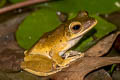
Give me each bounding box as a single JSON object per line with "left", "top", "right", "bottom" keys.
{"left": 63, "top": 50, "right": 84, "bottom": 59}
{"left": 63, "top": 50, "right": 83, "bottom": 59}
{"left": 60, "top": 53, "right": 84, "bottom": 67}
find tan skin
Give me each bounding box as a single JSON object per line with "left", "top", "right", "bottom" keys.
{"left": 21, "top": 11, "right": 97, "bottom": 76}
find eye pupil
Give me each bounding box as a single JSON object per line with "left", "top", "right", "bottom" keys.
{"left": 72, "top": 25, "right": 80, "bottom": 30}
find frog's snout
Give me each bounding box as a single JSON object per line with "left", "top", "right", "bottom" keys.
{"left": 83, "top": 18, "right": 97, "bottom": 30}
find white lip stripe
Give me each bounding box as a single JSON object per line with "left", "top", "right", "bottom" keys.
{"left": 59, "top": 36, "right": 81, "bottom": 56}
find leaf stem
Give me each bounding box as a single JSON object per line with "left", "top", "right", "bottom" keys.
{"left": 0, "top": 0, "right": 49, "bottom": 14}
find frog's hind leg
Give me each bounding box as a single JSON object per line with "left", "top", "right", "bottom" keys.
{"left": 60, "top": 51, "right": 84, "bottom": 67}
{"left": 23, "top": 68, "right": 62, "bottom": 76}
{"left": 21, "top": 59, "right": 62, "bottom": 76}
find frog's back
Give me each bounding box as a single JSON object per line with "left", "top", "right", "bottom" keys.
{"left": 25, "top": 25, "right": 68, "bottom": 58}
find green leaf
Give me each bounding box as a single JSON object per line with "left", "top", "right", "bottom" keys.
{"left": 16, "top": 8, "right": 116, "bottom": 51}
{"left": 9, "top": 0, "right": 25, "bottom": 3}
{"left": 16, "top": 8, "right": 61, "bottom": 49}
{"left": 39, "top": 0, "right": 120, "bottom": 14}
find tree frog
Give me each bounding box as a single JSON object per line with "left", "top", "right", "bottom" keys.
{"left": 21, "top": 11, "right": 97, "bottom": 76}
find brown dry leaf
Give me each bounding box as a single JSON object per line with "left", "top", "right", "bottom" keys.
{"left": 51, "top": 57, "right": 120, "bottom": 80}
{"left": 0, "top": 11, "right": 30, "bottom": 72}
{"left": 0, "top": 49, "right": 24, "bottom": 72}
{"left": 85, "top": 69, "right": 112, "bottom": 80}
{"left": 0, "top": 12, "right": 28, "bottom": 52}
{"left": 85, "top": 32, "right": 120, "bottom": 57}
{"left": 114, "top": 34, "right": 120, "bottom": 52}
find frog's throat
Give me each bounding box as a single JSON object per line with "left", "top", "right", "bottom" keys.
{"left": 59, "top": 36, "right": 82, "bottom": 56}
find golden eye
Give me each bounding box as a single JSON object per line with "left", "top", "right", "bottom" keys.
{"left": 69, "top": 22, "right": 83, "bottom": 33}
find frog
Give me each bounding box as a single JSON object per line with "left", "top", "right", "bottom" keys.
{"left": 21, "top": 11, "right": 97, "bottom": 76}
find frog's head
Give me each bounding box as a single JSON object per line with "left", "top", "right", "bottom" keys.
{"left": 64, "top": 11, "right": 97, "bottom": 40}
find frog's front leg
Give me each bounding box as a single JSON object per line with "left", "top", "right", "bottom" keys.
{"left": 51, "top": 50, "right": 84, "bottom": 68}
{"left": 63, "top": 50, "right": 83, "bottom": 59}
{"left": 61, "top": 51, "right": 84, "bottom": 67}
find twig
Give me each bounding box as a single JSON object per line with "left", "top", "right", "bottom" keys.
{"left": 0, "top": 0, "right": 49, "bottom": 14}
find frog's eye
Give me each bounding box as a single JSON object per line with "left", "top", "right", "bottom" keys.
{"left": 69, "top": 22, "right": 83, "bottom": 33}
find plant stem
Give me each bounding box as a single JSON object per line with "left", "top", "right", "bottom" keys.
{"left": 0, "top": 0, "right": 49, "bottom": 14}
